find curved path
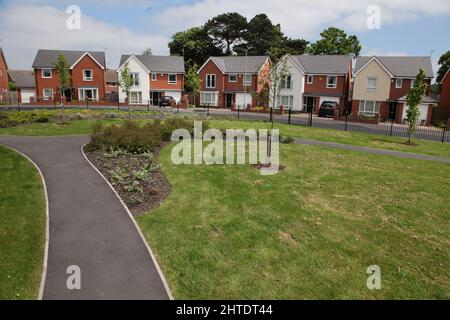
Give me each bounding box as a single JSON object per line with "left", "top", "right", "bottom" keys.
{"left": 0, "top": 135, "right": 170, "bottom": 300}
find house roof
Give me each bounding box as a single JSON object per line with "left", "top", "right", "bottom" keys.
{"left": 32, "top": 49, "right": 106, "bottom": 69}
{"left": 0, "top": 48, "right": 8, "bottom": 69}
{"left": 397, "top": 94, "right": 438, "bottom": 104}
{"left": 8, "top": 70, "right": 35, "bottom": 88}
{"left": 290, "top": 55, "right": 352, "bottom": 74}
{"left": 202, "top": 56, "right": 269, "bottom": 74}
{"left": 119, "top": 55, "right": 185, "bottom": 73}
{"left": 354, "top": 56, "right": 434, "bottom": 78}
{"left": 105, "top": 69, "right": 118, "bottom": 83}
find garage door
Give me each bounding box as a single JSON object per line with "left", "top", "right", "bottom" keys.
{"left": 21, "top": 89, "right": 35, "bottom": 103}
{"left": 319, "top": 96, "right": 340, "bottom": 106}
{"left": 402, "top": 104, "right": 429, "bottom": 123}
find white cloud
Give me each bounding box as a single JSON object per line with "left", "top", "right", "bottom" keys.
{"left": 153, "top": 0, "right": 450, "bottom": 39}
{"left": 0, "top": 4, "right": 169, "bottom": 69}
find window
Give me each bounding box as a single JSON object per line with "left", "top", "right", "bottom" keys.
{"left": 281, "top": 75, "right": 292, "bottom": 89}
{"left": 243, "top": 74, "right": 252, "bottom": 86}
{"left": 410, "top": 80, "right": 415, "bottom": 88}
{"left": 168, "top": 74, "right": 177, "bottom": 84}
{"left": 129, "top": 91, "right": 142, "bottom": 104}
{"left": 151, "top": 73, "right": 157, "bottom": 81}
{"left": 83, "top": 69, "right": 93, "bottom": 81}
{"left": 366, "top": 77, "right": 377, "bottom": 91}
{"left": 279, "top": 95, "right": 294, "bottom": 108}
{"left": 200, "top": 92, "right": 218, "bottom": 106}
{"left": 42, "top": 69, "right": 52, "bottom": 78}
{"left": 326, "top": 76, "right": 337, "bottom": 88}
{"left": 206, "top": 74, "right": 216, "bottom": 88}
{"left": 358, "top": 100, "right": 380, "bottom": 117}
{"left": 395, "top": 79, "right": 403, "bottom": 88}
{"left": 78, "top": 88, "right": 98, "bottom": 101}
{"left": 43, "top": 89, "right": 53, "bottom": 100}
{"left": 229, "top": 74, "right": 237, "bottom": 82}
{"left": 130, "top": 73, "right": 139, "bottom": 86}
{"left": 307, "top": 75, "right": 313, "bottom": 84}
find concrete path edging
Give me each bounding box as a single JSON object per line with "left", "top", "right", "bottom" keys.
{"left": 80, "top": 144, "right": 173, "bottom": 300}
{"left": 2, "top": 145, "right": 50, "bottom": 300}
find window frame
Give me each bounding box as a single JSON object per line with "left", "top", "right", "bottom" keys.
{"left": 151, "top": 73, "right": 157, "bottom": 81}
{"left": 326, "top": 76, "right": 337, "bottom": 89}
{"left": 129, "top": 91, "right": 143, "bottom": 104}
{"left": 228, "top": 74, "right": 238, "bottom": 83}
{"left": 83, "top": 69, "right": 93, "bottom": 81}
{"left": 200, "top": 92, "right": 218, "bottom": 106}
{"left": 43, "top": 88, "right": 53, "bottom": 100}
{"left": 395, "top": 79, "right": 403, "bottom": 88}
{"left": 358, "top": 100, "right": 380, "bottom": 117}
{"left": 366, "top": 77, "right": 378, "bottom": 91}
{"left": 42, "top": 69, "right": 52, "bottom": 79}
{"left": 168, "top": 74, "right": 177, "bottom": 85}
{"left": 307, "top": 75, "right": 313, "bottom": 84}
{"left": 206, "top": 74, "right": 216, "bottom": 88}
{"left": 279, "top": 95, "right": 294, "bottom": 108}
{"left": 130, "top": 72, "right": 139, "bottom": 86}
{"left": 281, "top": 75, "right": 292, "bottom": 89}
{"left": 243, "top": 74, "right": 252, "bottom": 86}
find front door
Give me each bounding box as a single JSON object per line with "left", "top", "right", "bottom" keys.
{"left": 388, "top": 102, "right": 397, "bottom": 120}
{"left": 151, "top": 91, "right": 162, "bottom": 106}
{"left": 226, "top": 93, "right": 235, "bottom": 108}
{"left": 306, "top": 97, "right": 315, "bottom": 113}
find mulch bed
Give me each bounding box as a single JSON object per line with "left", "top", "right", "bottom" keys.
{"left": 85, "top": 145, "right": 171, "bottom": 215}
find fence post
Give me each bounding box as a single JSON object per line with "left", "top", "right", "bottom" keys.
{"left": 270, "top": 107, "right": 273, "bottom": 122}
{"left": 53, "top": 97, "right": 56, "bottom": 110}
{"left": 309, "top": 107, "right": 313, "bottom": 127}
{"left": 442, "top": 125, "right": 447, "bottom": 143}
{"left": 288, "top": 107, "right": 292, "bottom": 125}
{"left": 207, "top": 104, "right": 210, "bottom": 117}
{"left": 177, "top": 103, "right": 179, "bottom": 113}
{"left": 117, "top": 98, "right": 120, "bottom": 110}
{"left": 344, "top": 113, "right": 348, "bottom": 131}
{"left": 390, "top": 118, "right": 395, "bottom": 137}
{"left": 86, "top": 97, "right": 89, "bottom": 109}
{"left": 147, "top": 100, "right": 150, "bottom": 112}
{"left": 237, "top": 105, "right": 240, "bottom": 119}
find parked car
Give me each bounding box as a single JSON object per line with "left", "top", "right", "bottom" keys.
{"left": 318, "top": 101, "right": 339, "bottom": 117}
{"left": 159, "top": 96, "right": 174, "bottom": 107}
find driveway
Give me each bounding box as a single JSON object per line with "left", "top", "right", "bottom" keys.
{"left": 0, "top": 135, "right": 170, "bottom": 300}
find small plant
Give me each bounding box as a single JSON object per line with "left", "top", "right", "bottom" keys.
{"left": 124, "top": 181, "right": 144, "bottom": 194}
{"left": 102, "top": 146, "right": 129, "bottom": 158}
{"left": 109, "top": 167, "right": 129, "bottom": 186}
{"left": 280, "top": 136, "right": 295, "bottom": 144}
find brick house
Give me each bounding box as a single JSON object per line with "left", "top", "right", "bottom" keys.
{"left": 7, "top": 70, "right": 36, "bottom": 103}
{"left": 277, "top": 55, "right": 352, "bottom": 112}
{"left": 439, "top": 68, "right": 450, "bottom": 120}
{"left": 352, "top": 56, "right": 437, "bottom": 125}
{"left": 32, "top": 49, "right": 106, "bottom": 102}
{"left": 197, "top": 56, "right": 271, "bottom": 108}
{"left": 105, "top": 69, "right": 118, "bottom": 101}
{"left": 0, "top": 48, "right": 9, "bottom": 102}
{"left": 117, "top": 55, "right": 185, "bottom": 105}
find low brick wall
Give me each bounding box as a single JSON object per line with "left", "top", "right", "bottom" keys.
{"left": 334, "top": 111, "right": 380, "bottom": 125}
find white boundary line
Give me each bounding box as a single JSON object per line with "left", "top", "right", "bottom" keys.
{"left": 3, "top": 146, "right": 49, "bottom": 300}
{"left": 80, "top": 144, "right": 174, "bottom": 300}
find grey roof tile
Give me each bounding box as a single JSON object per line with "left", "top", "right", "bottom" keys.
{"left": 209, "top": 56, "right": 269, "bottom": 74}
{"left": 355, "top": 56, "right": 434, "bottom": 78}
{"left": 120, "top": 55, "right": 185, "bottom": 73}
{"left": 32, "top": 49, "right": 106, "bottom": 68}
{"left": 8, "top": 70, "right": 35, "bottom": 88}
{"left": 291, "top": 55, "right": 352, "bottom": 74}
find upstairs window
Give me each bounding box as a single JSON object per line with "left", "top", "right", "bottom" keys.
{"left": 206, "top": 74, "right": 216, "bottom": 88}
{"left": 395, "top": 79, "right": 403, "bottom": 88}
{"left": 243, "top": 74, "right": 252, "bottom": 86}
{"left": 130, "top": 72, "right": 139, "bottom": 86}
{"left": 410, "top": 80, "right": 415, "bottom": 88}
{"left": 83, "top": 69, "right": 93, "bottom": 81}
{"left": 307, "top": 75, "right": 313, "bottom": 84}
{"left": 229, "top": 74, "right": 237, "bottom": 82}
{"left": 326, "top": 76, "right": 337, "bottom": 88}
{"left": 168, "top": 74, "right": 177, "bottom": 84}
{"left": 42, "top": 69, "right": 52, "bottom": 78}
{"left": 366, "top": 77, "right": 377, "bottom": 91}
{"left": 152, "top": 73, "right": 157, "bottom": 81}
{"left": 281, "top": 75, "right": 292, "bottom": 89}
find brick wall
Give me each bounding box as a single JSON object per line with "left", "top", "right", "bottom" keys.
{"left": 149, "top": 73, "right": 184, "bottom": 91}
{"left": 71, "top": 54, "right": 106, "bottom": 100}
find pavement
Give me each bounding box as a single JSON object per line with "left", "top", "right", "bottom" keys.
{"left": 0, "top": 135, "right": 170, "bottom": 300}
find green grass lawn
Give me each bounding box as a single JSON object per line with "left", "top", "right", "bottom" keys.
{"left": 1, "top": 113, "right": 449, "bottom": 158}
{"left": 137, "top": 143, "right": 450, "bottom": 299}
{"left": 0, "top": 146, "right": 46, "bottom": 299}
{"left": 210, "top": 119, "right": 450, "bottom": 158}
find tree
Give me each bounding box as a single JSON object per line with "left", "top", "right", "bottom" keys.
{"left": 406, "top": 69, "right": 427, "bottom": 144}
{"left": 142, "top": 48, "right": 152, "bottom": 56}
{"left": 436, "top": 51, "right": 450, "bottom": 85}
{"left": 53, "top": 53, "right": 71, "bottom": 121}
{"left": 169, "top": 26, "right": 221, "bottom": 69}
{"left": 205, "top": 12, "right": 248, "bottom": 55}
{"left": 234, "top": 14, "right": 284, "bottom": 56}
{"left": 119, "top": 63, "right": 134, "bottom": 121}
{"left": 184, "top": 64, "right": 201, "bottom": 106}
{"left": 307, "top": 27, "right": 362, "bottom": 57}
{"left": 268, "top": 38, "right": 309, "bottom": 62}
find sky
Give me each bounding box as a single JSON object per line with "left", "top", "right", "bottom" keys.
{"left": 0, "top": 0, "right": 449, "bottom": 75}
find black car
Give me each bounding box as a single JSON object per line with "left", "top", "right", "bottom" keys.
{"left": 159, "top": 96, "right": 174, "bottom": 107}
{"left": 318, "top": 101, "right": 339, "bottom": 117}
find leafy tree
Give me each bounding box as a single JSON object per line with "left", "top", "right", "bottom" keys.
{"left": 205, "top": 12, "right": 248, "bottom": 55}
{"left": 119, "top": 63, "right": 134, "bottom": 121}
{"left": 53, "top": 53, "right": 71, "bottom": 120}
{"left": 184, "top": 64, "right": 201, "bottom": 106}
{"left": 406, "top": 69, "right": 427, "bottom": 144}
{"left": 8, "top": 81, "right": 16, "bottom": 91}
{"left": 268, "top": 38, "right": 309, "bottom": 62}
{"left": 142, "top": 48, "right": 152, "bottom": 56}
{"left": 169, "top": 26, "right": 221, "bottom": 69}
{"left": 307, "top": 27, "right": 362, "bottom": 57}
{"left": 234, "top": 14, "right": 283, "bottom": 56}
{"left": 436, "top": 50, "right": 450, "bottom": 85}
